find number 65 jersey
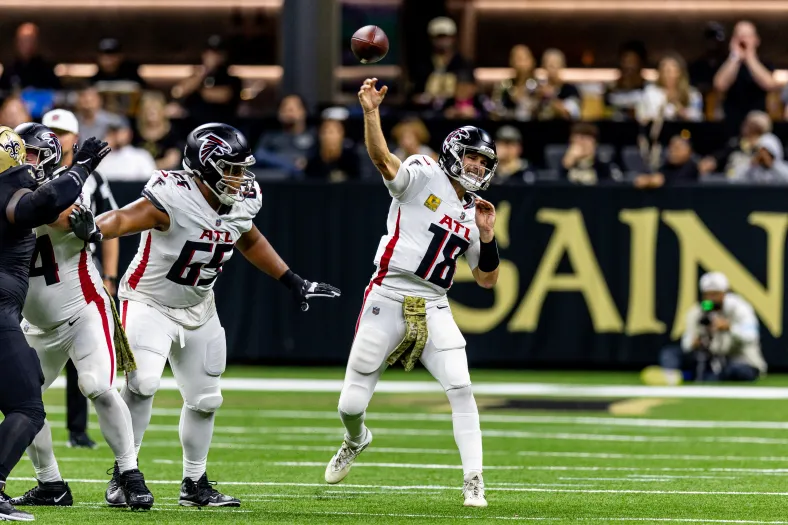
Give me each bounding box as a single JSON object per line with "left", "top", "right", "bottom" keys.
{"left": 370, "top": 155, "right": 482, "bottom": 301}
{"left": 118, "top": 171, "right": 262, "bottom": 327}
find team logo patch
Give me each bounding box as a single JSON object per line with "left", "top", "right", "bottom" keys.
{"left": 42, "top": 132, "right": 61, "bottom": 162}
{"left": 198, "top": 133, "right": 232, "bottom": 166}
{"left": 442, "top": 127, "right": 470, "bottom": 153}
{"left": 424, "top": 194, "right": 441, "bottom": 212}
{"left": 372, "top": 306, "right": 380, "bottom": 315}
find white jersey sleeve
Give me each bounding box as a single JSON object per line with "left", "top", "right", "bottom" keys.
{"left": 386, "top": 155, "right": 435, "bottom": 203}
{"left": 141, "top": 170, "right": 180, "bottom": 227}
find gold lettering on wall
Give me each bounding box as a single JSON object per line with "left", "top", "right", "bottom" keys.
{"left": 508, "top": 208, "right": 623, "bottom": 332}
{"left": 662, "top": 211, "right": 788, "bottom": 338}
{"left": 451, "top": 260, "right": 520, "bottom": 333}
{"left": 620, "top": 208, "right": 665, "bottom": 335}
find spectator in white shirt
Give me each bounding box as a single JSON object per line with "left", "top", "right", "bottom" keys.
{"left": 99, "top": 121, "right": 156, "bottom": 182}
{"left": 637, "top": 53, "right": 703, "bottom": 123}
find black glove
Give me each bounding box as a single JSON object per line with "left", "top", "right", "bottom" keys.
{"left": 72, "top": 137, "right": 111, "bottom": 174}
{"left": 69, "top": 204, "right": 103, "bottom": 243}
{"left": 279, "top": 270, "right": 341, "bottom": 312}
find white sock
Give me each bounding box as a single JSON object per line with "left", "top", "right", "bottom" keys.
{"left": 179, "top": 404, "right": 213, "bottom": 481}
{"left": 446, "top": 387, "right": 483, "bottom": 475}
{"left": 121, "top": 383, "right": 154, "bottom": 457}
{"left": 93, "top": 389, "right": 137, "bottom": 473}
{"left": 339, "top": 411, "right": 368, "bottom": 445}
{"left": 26, "top": 420, "right": 62, "bottom": 483}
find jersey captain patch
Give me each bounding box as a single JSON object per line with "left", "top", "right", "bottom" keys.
{"left": 424, "top": 194, "right": 441, "bottom": 212}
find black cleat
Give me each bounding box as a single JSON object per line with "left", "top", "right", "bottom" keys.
{"left": 179, "top": 473, "right": 240, "bottom": 507}
{"left": 119, "top": 469, "right": 153, "bottom": 510}
{"left": 11, "top": 480, "right": 72, "bottom": 506}
{"left": 105, "top": 462, "right": 126, "bottom": 507}
{"left": 67, "top": 431, "right": 97, "bottom": 449}
{"left": 0, "top": 491, "right": 34, "bottom": 521}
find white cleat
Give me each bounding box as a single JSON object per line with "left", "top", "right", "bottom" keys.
{"left": 324, "top": 429, "right": 373, "bottom": 484}
{"left": 463, "top": 471, "right": 487, "bottom": 508}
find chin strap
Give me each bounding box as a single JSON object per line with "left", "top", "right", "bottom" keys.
{"left": 200, "top": 175, "right": 236, "bottom": 206}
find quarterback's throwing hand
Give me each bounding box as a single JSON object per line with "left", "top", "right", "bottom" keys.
{"left": 358, "top": 78, "right": 388, "bottom": 113}
{"left": 69, "top": 204, "right": 103, "bottom": 243}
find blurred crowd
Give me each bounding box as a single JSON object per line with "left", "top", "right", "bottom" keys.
{"left": 3, "top": 16, "right": 788, "bottom": 187}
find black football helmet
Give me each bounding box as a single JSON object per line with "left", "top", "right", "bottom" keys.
{"left": 438, "top": 125, "right": 498, "bottom": 191}
{"left": 183, "top": 122, "right": 255, "bottom": 205}
{"left": 14, "top": 122, "right": 62, "bottom": 185}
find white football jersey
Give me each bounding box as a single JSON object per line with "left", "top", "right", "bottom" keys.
{"left": 370, "top": 155, "right": 481, "bottom": 300}
{"left": 118, "top": 170, "right": 262, "bottom": 327}
{"left": 23, "top": 191, "right": 105, "bottom": 331}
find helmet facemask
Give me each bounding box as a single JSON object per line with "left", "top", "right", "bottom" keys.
{"left": 444, "top": 143, "right": 498, "bottom": 192}
{"left": 25, "top": 146, "right": 59, "bottom": 186}
{"left": 204, "top": 155, "right": 256, "bottom": 206}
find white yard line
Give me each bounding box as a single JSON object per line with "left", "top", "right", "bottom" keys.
{"left": 142, "top": 424, "right": 788, "bottom": 445}
{"left": 263, "top": 462, "right": 784, "bottom": 476}
{"left": 517, "top": 451, "right": 788, "bottom": 462}
{"left": 44, "top": 377, "right": 788, "bottom": 399}
{"left": 67, "top": 501, "right": 788, "bottom": 523}
{"left": 138, "top": 442, "right": 788, "bottom": 463}
{"left": 12, "top": 477, "right": 788, "bottom": 496}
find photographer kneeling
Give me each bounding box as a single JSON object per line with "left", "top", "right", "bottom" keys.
{"left": 647, "top": 272, "right": 766, "bottom": 384}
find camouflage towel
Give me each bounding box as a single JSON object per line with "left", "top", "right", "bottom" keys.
{"left": 387, "top": 296, "right": 428, "bottom": 372}
{"left": 104, "top": 288, "right": 137, "bottom": 374}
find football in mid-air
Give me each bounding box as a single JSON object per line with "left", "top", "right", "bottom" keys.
{"left": 351, "top": 25, "right": 389, "bottom": 64}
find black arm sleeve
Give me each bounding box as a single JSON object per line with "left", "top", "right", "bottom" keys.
{"left": 12, "top": 166, "right": 89, "bottom": 229}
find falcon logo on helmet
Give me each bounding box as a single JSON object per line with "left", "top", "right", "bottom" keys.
{"left": 198, "top": 133, "right": 233, "bottom": 166}
{"left": 42, "top": 132, "right": 62, "bottom": 164}
{"left": 442, "top": 128, "right": 471, "bottom": 153}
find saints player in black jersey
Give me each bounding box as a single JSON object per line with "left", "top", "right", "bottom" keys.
{"left": 0, "top": 127, "right": 109, "bottom": 520}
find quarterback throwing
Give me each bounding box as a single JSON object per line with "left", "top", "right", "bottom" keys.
{"left": 325, "top": 78, "right": 500, "bottom": 508}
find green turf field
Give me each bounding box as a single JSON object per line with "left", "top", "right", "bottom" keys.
{"left": 11, "top": 367, "right": 788, "bottom": 524}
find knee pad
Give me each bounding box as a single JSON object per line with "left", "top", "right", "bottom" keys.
{"left": 446, "top": 384, "right": 477, "bottom": 414}
{"left": 348, "top": 326, "right": 389, "bottom": 374}
{"left": 126, "top": 370, "right": 161, "bottom": 398}
{"left": 186, "top": 393, "right": 223, "bottom": 414}
{"left": 440, "top": 350, "right": 472, "bottom": 391}
{"left": 338, "top": 382, "right": 372, "bottom": 417}
{"left": 78, "top": 372, "right": 112, "bottom": 400}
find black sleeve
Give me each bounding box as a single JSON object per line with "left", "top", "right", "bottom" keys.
{"left": 12, "top": 166, "right": 89, "bottom": 228}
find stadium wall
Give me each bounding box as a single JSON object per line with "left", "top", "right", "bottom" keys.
{"left": 112, "top": 182, "right": 788, "bottom": 371}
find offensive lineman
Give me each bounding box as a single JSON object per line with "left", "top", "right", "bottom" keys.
{"left": 11, "top": 123, "right": 153, "bottom": 510}
{"left": 69, "top": 123, "right": 341, "bottom": 507}
{"left": 324, "top": 79, "right": 500, "bottom": 508}
{"left": 0, "top": 126, "right": 108, "bottom": 521}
